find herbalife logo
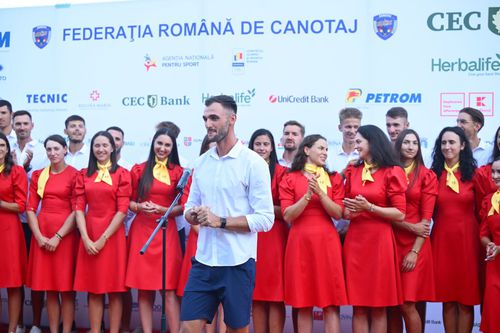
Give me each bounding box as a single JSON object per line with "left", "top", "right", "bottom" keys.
{"left": 201, "top": 89, "right": 256, "bottom": 106}
{"left": 431, "top": 53, "right": 500, "bottom": 74}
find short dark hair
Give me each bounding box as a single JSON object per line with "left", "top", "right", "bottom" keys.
{"left": 386, "top": 107, "right": 408, "bottom": 120}
{"left": 0, "top": 100, "right": 13, "bottom": 113}
{"left": 205, "top": 95, "right": 237, "bottom": 114}
{"left": 283, "top": 120, "right": 305, "bottom": 137}
{"left": 44, "top": 134, "right": 67, "bottom": 149}
{"left": 65, "top": 115, "right": 86, "bottom": 128}
{"left": 155, "top": 121, "right": 180, "bottom": 139}
{"left": 12, "top": 110, "right": 32, "bottom": 121}
{"left": 339, "top": 108, "right": 362, "bottom": 123}
{"left": 459, "top": 107, "right": 484, "bottom": 131}
{"left": 106, "top": 126, "right": 125, "bottom": 138}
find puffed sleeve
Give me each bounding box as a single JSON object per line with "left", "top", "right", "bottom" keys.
{"left": 386, "top": 166, "right": 407, "bottom": 213}
{"left": 180, "top": 173, "right": 193, "bottom": 208}
{"left": 479, "top": 194, "right": 492, "bottom": 239}
{"left": 73, "top": 169, "right": 87, "bottom": 211}
{"left": 12, "top": 166, "right": 28, "bottom": 213}
{"left": 116, "top": 168, "right": 132, "bottom": 214}
{"left": 344, "top": 164, "right": 354, "bottom": 198}
{"left": 130, "top": 163, "right": 143, "bottom": 201}
{"left": 329, "top": 172, "right": 345, "bottom": 209}
{"left": 68, "top": 167, "right": 78, "bottom": 209}
{"left": 420, "top": 168, "right": 438, "bottom": 220}
{"left": 271, "top": 164, "right": 287, "bottom": 204}
{"left": 473, "top": 165, "right": 491, "bottom": 208}
{"left": 279, "top": 171, "right": 295, "bottom": 214}
{"left": 27, "top": 169, "right": 42, "bottom": 212}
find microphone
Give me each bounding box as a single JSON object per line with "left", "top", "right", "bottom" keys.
{"left": 176, "top": 168, "right": 192, "bottom": 191}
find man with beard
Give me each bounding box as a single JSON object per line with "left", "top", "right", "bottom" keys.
{"left": 180, "top": 95, "right": 274, "bottom": 333}
{"left": 0, "top": 99, "right": 16, "bottom": 146}
{"left": 385, "top": 107, "right": 410, "bottom": 145}
{"left": 328, "top": 107, "right": 362, "bottom": 175}
{"left": 456, "top": 107, "right": 492, "bottom": 166}
{"left": 106, "top": 126, "right": 132, "bottom": 170}
{"left": 64, "top": 115, "right": 89, "bottom": 170}
{"left": 278, "top": 120, "right": 305, "bottom": 167}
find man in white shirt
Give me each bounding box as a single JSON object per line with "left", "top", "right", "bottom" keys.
{"left": 11, "top": 110, "right": 48, "bottom": 333}
{"left": 107, "top": 126, "right": 133, "bottom": 170}
{"left": 64, "top": 115, "right": 89, "bottom": 170}
{"left": 0, "top": 99, "right": 16, "bottom": 146}
{"left": 456, "top": 107, "right": 492, "bottom": 167}
{"left": 180, "top": 95, "right": 274, "bottom": 333}
{"left": 329, "top": 107, "right": 362, "bottom": 175}
{"left": 278, "top": 120, "right": 305, "bottom": 167}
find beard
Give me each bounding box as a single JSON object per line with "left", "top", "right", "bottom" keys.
{"left": 207, "top": 122, "right": 229, "bottom": 143}
{"left": 68, "top": 137, "right": 83, "bottom": 144}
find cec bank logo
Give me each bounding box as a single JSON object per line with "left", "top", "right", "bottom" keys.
{"left": 373, "top": 14, "right": 397, "bottom": 40}
{"left": 33, "top": 26, "right": 51, "bottom": 49}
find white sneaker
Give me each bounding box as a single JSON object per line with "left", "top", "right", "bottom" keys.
{"left": 15, "top": 325, "right": 26, "bottom": 333}
{"left": 29, "top": 326, "right": 42, "bottom": 333}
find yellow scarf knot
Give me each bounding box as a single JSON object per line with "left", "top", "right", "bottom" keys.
{"left": 488, "top": 189, "right": 500, "bottom": 216}
{"left": 304, "top": 163, "right": 331, "bottom": 193}
{"left": 95, "top": 160, "right": 113, "bottom": 185}
{"left": 0, "top": 163, "right": 4, "bottom": 174}
{"left": 362, "top": 161, "right": 375, "bottom": 185}
{"left": 404, "top": 161, "right": 416, "bottom": 184}
{"left": 444, "top": 162, "right": 460, "bottom": 193}
{"left": 37, "top": 166, "right": 51, "bottom": 198}
{"left": 153, "top": 158, "right": 170, "bottom": 185}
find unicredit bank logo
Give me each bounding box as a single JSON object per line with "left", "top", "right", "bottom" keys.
{"left": 268, "top": 94, "right": 329, "bottom": 104}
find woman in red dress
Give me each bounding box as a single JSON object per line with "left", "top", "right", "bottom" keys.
{"left": 249, "top": 129, "right": 288, "bottom": 333}
{"left": 474, "top": 126, "right": 499, "bottom": 207}
{"left": 125, "top": 128, "right": 183, "bottom": 333}
{"left": 342, "top": 125, "right": 406, "bottom": 333}
{"left": 0, "top": 132, "right": 28, "bottom": 333}
{"left": 26, "top": 135, "right": 78, "bottom": 333}
{"left": 430, "top": 126, "right": 480, "bottom": 333}
{"left": 73, "top": 131, "right": 131, "bottom": 333}
{"left": 280, "top": 134, "right": 347, "bottom": 333}
{"left": 391, "top": 129, "right": 437, "bottom": 333}
{"left": 479, "top": 156, "right": 500, "bottom": 333}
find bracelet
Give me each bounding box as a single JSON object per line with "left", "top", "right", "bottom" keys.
{"left": 55, "top": 232, "right": 63, "bottom": 240}
{"left": 411, "top": 248, "right": 419, "bottom": 254}
{"left": 369, "top": 203, "right": 375, "bottom": 212}
{"left": 304, "top": 195, "right": 311, "bottom": 201}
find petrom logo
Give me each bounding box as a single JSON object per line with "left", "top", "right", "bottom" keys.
{"left": 431, "top": 53, "right": 500, "bottom": 73}
{"left": 0, "top": 31, "right": 11, "bottom": 48}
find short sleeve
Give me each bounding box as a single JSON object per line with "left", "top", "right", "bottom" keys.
{"left": 386, "top": 166, "right": 407, "bottom": 213}
{"left": 479, "top": 194, "right": 493, "bottom": 238}
{"left": 116, "top": 168, "right": 132, "bottom": 214}
{"left": 12, "top": 166, "right": 28, "bottom": 213}
{"left": 73, "top": 170, "right": 87, "bottom": 211}
{"left": 420, "top": 168, "right": 438, "bottom": 220}
{"left": 279, "top": 172, "right": 296, "bottom": 214}
{"left": 329, "top": 172, "right": 345, "bottom": 209}
{"left": 27, "top": 169, "right": 42, "bottom": 211}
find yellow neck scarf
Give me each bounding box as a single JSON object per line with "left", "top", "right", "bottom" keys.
{"left": 362, "top": 161, "right": 375, "bottom": 185}
{"left": 444, "top": 162, "right": 460, "bottom": 193}
{"left": 95, "top": 160, "right": 113, "bottom": 185}
{"left": 153, "top": 158, "right": 170, "bottom": 185}
{"left": 37, "top": 166, "right": 51, "bottom": 198}
{"left": 488, "top": 189, "right": 500, "bottom": 216}
{"left": 0, "top": 163, "right": 4, "bottom": 174}
{"left": 304, "top": 163, "right": 331, "bottom": 193}
{"left": 404, "top": 161, "right": 416, "bottom": 184}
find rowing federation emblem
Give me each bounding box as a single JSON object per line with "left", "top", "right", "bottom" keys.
{"left": 373, "top": 14, "right": 397, "bottom": 40}
{"left": 33, "top": 25, "right": 51, "bottom": 49}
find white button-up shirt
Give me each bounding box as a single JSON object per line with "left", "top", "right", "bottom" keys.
{"left": 65, "top": 144, "right": 90, "bottom": 170}
{"left": 327, "top": 143, "right": 359, "bottom": 173}
{"left": 12, "top": 139, "right": 49, "bottom": 179}
{"left": 5, "top": 128, "right": 16, "bottom": 148}
{"left": 185, "top": 140, "right": 274, "bottom": 267}
{"left": 473, "top": 139, "right": 493, "bottom": 167}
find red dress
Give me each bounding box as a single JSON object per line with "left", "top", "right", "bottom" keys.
{"left": 73, "top": 167, "right": 131, "bottom": 294}
{"left": 280, "top": 170, "right": 347, "bottom": 308}
{"left": 431, "top": 171, "right": 481, "bottom": 305}
{"left": 253, "top": 164, "right": 288, "bottom": 302}
{"left": 474, "top": 164, "right": 496, "bottom": 208}
{"left": 177, "top": 228, "right": 198, "bottom": 296}
{"left": 0, "top": 165, "right": 28, "bottom": 288}
{"left": 125, "top": 163, "right": 183, "bottom": 290}
{"left": 343, "top": 164, "right": 406, "bottom": 307}
{"left": 479, "top": 194, "right": 500, "bottom": 333}
{"left": 26, "top": 166, "right": 79, "bottom": 291}
{"left": 394, "top": 167, "right": 437, "bottom": 302}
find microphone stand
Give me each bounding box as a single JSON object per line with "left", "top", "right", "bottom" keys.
{"left": 140, "top": 187, "right": 185, "bottom": 333}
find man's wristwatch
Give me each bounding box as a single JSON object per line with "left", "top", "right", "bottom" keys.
{"left": 220, "top": 217, "right": 227, "bottom": 229}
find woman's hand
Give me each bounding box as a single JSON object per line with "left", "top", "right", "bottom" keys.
{"left": 411, "top": 222, "right": 430, "bottom": 238}
{"left": 94, "top": 236, "right": 107, "bottom": 252}
{"left": 138, "top": 201, "right": 157, "bottom": 214}
{"left": 402, "top": 251, "right": 418, "bottom": 272}
{"left": 83, "top": 238, "right": 99, "bottom": 255}
{"left": 343, "top": 195, "right": 370, "bottom": 213}
{"left": 485, "top": 242, "right": 499, "bottom": 261}
{"left": 44, "top": 236, "right": 61, "bottom": 252}
{"left": 36, "top": 234, "right": 50, "bottom": 248}
{"left": 307, "top": 175, "right": 322, "bottom": 196}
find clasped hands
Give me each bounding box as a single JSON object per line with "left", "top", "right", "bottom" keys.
{"left": 189, "top": 206, "right": 221, "bottom": 228}
{"left": 36, "top": 234, "right": 61, "bottom": 252}
{"left": 343, "top": 195, "right": 370, "bottom": 217}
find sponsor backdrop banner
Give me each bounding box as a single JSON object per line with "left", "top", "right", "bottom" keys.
{"left": 0, "top": 0, "right": 499, "bottom": 332}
